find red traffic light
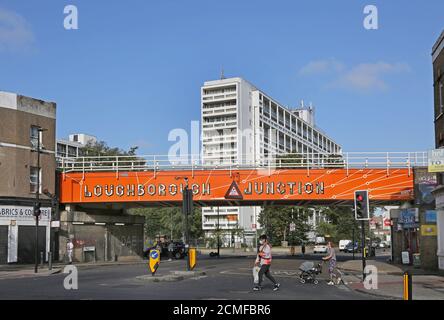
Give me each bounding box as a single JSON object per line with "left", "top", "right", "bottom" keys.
{"left": 356, "top": 194, "right": 363, "bottom": 201}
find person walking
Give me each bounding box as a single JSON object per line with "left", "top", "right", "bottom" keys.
{"left": 66, "top": 239, "right": 74, "bottom": 264}
{"left": 168, "top": 241, "right": 174, "bottom": 261}
{"left": 322, "top": 241, "right": 341, "bottom": 285}
{"left": 253, "top": 235, "right": 280, "bottom": 291}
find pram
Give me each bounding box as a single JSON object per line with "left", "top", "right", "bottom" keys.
{"left": 298, "top": 261, "right": 322, "bottom": 284}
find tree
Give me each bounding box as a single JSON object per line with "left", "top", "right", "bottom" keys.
{"left": 315, "top": 205, "right": 375, "bottom": 244}
{"left": 78, "top": 140, "right": 145, "bottom": 170}
{"left": 129, "top": 206, "right": 204, "bottom": 243}
{"left": 82, "top": 140, "right": 138, "bottom": 157}
{"left": 258, "top": 206, "right": 312, "bottom": 246}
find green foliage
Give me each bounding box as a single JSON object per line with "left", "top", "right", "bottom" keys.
{"left": 130, "top": 207, "right": 204, "bottom": 241}
{"left": 78, "top": 140, "right": 146, "bottom": 169}
{"left": 258, "top": 206, "right": 312, "bottom": 246}
{"left": 315, "top": 206, "right": 374, "bottom": 244}
{"left": 82, "top": 140, "right": 138, "bottom": 157}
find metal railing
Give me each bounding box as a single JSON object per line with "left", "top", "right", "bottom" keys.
{"left": 57, "top": 152, "right": 428, "bottom": 174}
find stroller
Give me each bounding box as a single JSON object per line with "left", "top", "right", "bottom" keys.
{"left": 298, "top": 261, "right": 322, "bottom": 284}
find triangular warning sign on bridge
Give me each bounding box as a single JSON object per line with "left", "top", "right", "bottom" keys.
{"left": 225, "top": 181, "right": 243, "bottom": 200}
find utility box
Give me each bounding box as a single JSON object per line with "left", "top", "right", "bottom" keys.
{"left": 83, "top": 246, "right": 96, "bottom": 263}
{"left": 413, "top": 253, "right": 421, "bottom": 268}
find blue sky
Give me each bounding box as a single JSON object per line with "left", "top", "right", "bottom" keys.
{"left": 0, "top": 0, "right": 443, "bottom": 155}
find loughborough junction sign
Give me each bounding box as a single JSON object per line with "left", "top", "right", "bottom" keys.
{"left": 59, "top": 168, "right": 414, "bottom": 205}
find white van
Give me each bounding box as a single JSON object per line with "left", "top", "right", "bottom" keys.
{"left": 339, "top": 240, "right": 352, "bottom": 252}
{"left": 315, "top": 236, "right": 325, "bottom": 244}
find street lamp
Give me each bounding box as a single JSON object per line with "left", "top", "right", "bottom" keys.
{"left": 217, "top": 206, "right": 220, "bottom": 258}
{"left": 34, "top": 127, "right": 47, "bottom": 273}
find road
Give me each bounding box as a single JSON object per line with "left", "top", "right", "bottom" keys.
{"left": 0, "top": 253, "right": 380, "bottom": 300}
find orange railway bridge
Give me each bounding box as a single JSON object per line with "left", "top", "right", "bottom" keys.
{"left": 57, "top": 152, "right": 429, "bottom": 208}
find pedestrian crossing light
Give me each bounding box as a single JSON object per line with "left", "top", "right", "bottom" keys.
{"left": 354, "top": 190, "right": 369, "bottom": 220}
{"left": 33, "top": 203, "right": 41, "bottom": 217}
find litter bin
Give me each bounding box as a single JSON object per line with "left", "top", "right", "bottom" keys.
{"left": 413, "top": 253, "right": 421, "bottom": 268}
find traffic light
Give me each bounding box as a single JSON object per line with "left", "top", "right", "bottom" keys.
{"left": 354, "top": 190, "right": 369, "bottom": 220}
{"left": 33, "top": 203, "right": 41, "bottom": 217}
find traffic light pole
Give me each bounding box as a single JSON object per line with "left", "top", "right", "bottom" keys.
{"left": 352, "top": 226, "right": 355, "bottom": 260}
{"left": 361, "top": 220, "right": 366, "bottom": 280}
{"left": 182, "top": 178, "right": 192, "bottom": 271}
{"left": 34, "top": 130, "right": 41, "bottom": 274}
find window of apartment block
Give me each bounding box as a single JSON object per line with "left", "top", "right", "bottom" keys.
{"left": 68, "top": 146, "right": 77, "bottom": 157}
{"left": 57, "top": 143, "right": 66, "bottom": 156}
{"left": 30, "top": 125, "right": 40, "bottom": 148}
{"left": 30, "top": 166, "right": 41, "bottom": 193}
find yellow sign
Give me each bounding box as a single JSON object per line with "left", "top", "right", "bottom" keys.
{"left": 421, "top": 225, "right": 437, "bottom": 236}
{"left": 188, "top": 248, "right": 196, "bottom": 270}
{"left": 149, "top": 249, "right": 160, "bottom": 275}
{"left": 428, "top": 149, "right": 444, "bottom": 172}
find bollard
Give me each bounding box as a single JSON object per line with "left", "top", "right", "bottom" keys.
{"left": 48, "top": 252, "right": 52, "bottom": 270}
{"left": 188, "top": 247, "right": 197, "bottom": 271}
{"left": 403, "top": 271, "right": 413, "bottom": 300}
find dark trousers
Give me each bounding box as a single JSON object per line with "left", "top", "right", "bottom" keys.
{"left": 258, "top": 264, "right": 277, "bottom": 286}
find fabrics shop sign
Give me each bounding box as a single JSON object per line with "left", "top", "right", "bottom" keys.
{"left": 0, "top": 205, "right": 51, "bottom": 222}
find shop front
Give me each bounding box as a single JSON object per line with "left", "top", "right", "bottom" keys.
{"left": 0, "top": 205, "right": 51, "bottom": 264}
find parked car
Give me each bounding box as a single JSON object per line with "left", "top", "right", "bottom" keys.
{"left": 339, "top": 240, "right": 352, "bottom": 252}
{"left": 381, "top": 241, "right": 391, "bottom": 248}
{"left": 143, "top": 241, "right": 186, "bottom": 260}
{"left": 313, "top": 243, "right": 328, "bottom": 254}
{"left": 344, "top": 242, "right": 361, "bottom": 253}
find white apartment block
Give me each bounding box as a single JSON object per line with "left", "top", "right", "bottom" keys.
{"left": 56, "top": 133, "right": 97, "bottom": 158}
{"left": 201, "top": 77, "right": 342, "bottom": 246}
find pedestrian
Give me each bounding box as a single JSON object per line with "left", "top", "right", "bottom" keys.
{"left": 253, "top": 235, "right": 280, "bottom": 291}
{"left": 301, "top": 242, "right": 306, "bottom": 255}
{"left": 322, "top": 241, "right": 341, "bottom": 285}
{"left": 168, "top": 241, "right": 174, "bottom": 261}
{"left": 66, "top": 238, "right": 74, "bottom": 264}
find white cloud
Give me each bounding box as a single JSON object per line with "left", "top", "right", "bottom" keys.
{"left": 298, "top": 58, "right": 345, "bottom": 76}
{"left": 0, "top": 7, "right": 34, "bottom": 52}
{"left": 299, "top": 59, "right": 411, "bottom": 93}
{"left": 330, "top": 62, "right": 411, "bottom": 92}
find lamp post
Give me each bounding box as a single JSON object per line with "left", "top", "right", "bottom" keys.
{"left": 217, "top": 206, "right": 220, "bottom": 258}
{"left": 34, "top": 128, "right": 47, "bottom": 273}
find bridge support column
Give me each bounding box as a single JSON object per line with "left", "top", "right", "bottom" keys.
{"left": 433, "top": 185, "right": 444, "bottom": 271}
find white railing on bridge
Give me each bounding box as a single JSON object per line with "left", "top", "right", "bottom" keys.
{"left": 57, "top": 152, "right": 428, "bottom": 175}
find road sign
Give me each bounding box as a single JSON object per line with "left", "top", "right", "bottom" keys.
{"left": 224, "top": 181, "right": 243, "bottom": 200}
{"left": 149, "top": 249, "right": 160, "bottom": 275}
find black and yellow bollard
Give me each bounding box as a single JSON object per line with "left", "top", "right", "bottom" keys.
{"left": 403, "top": 271, "right": 412, "bottom": 300}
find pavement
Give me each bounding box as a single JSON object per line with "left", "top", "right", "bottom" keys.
{"left": 338, "top": 259, "right": 444, "bottom": 300}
